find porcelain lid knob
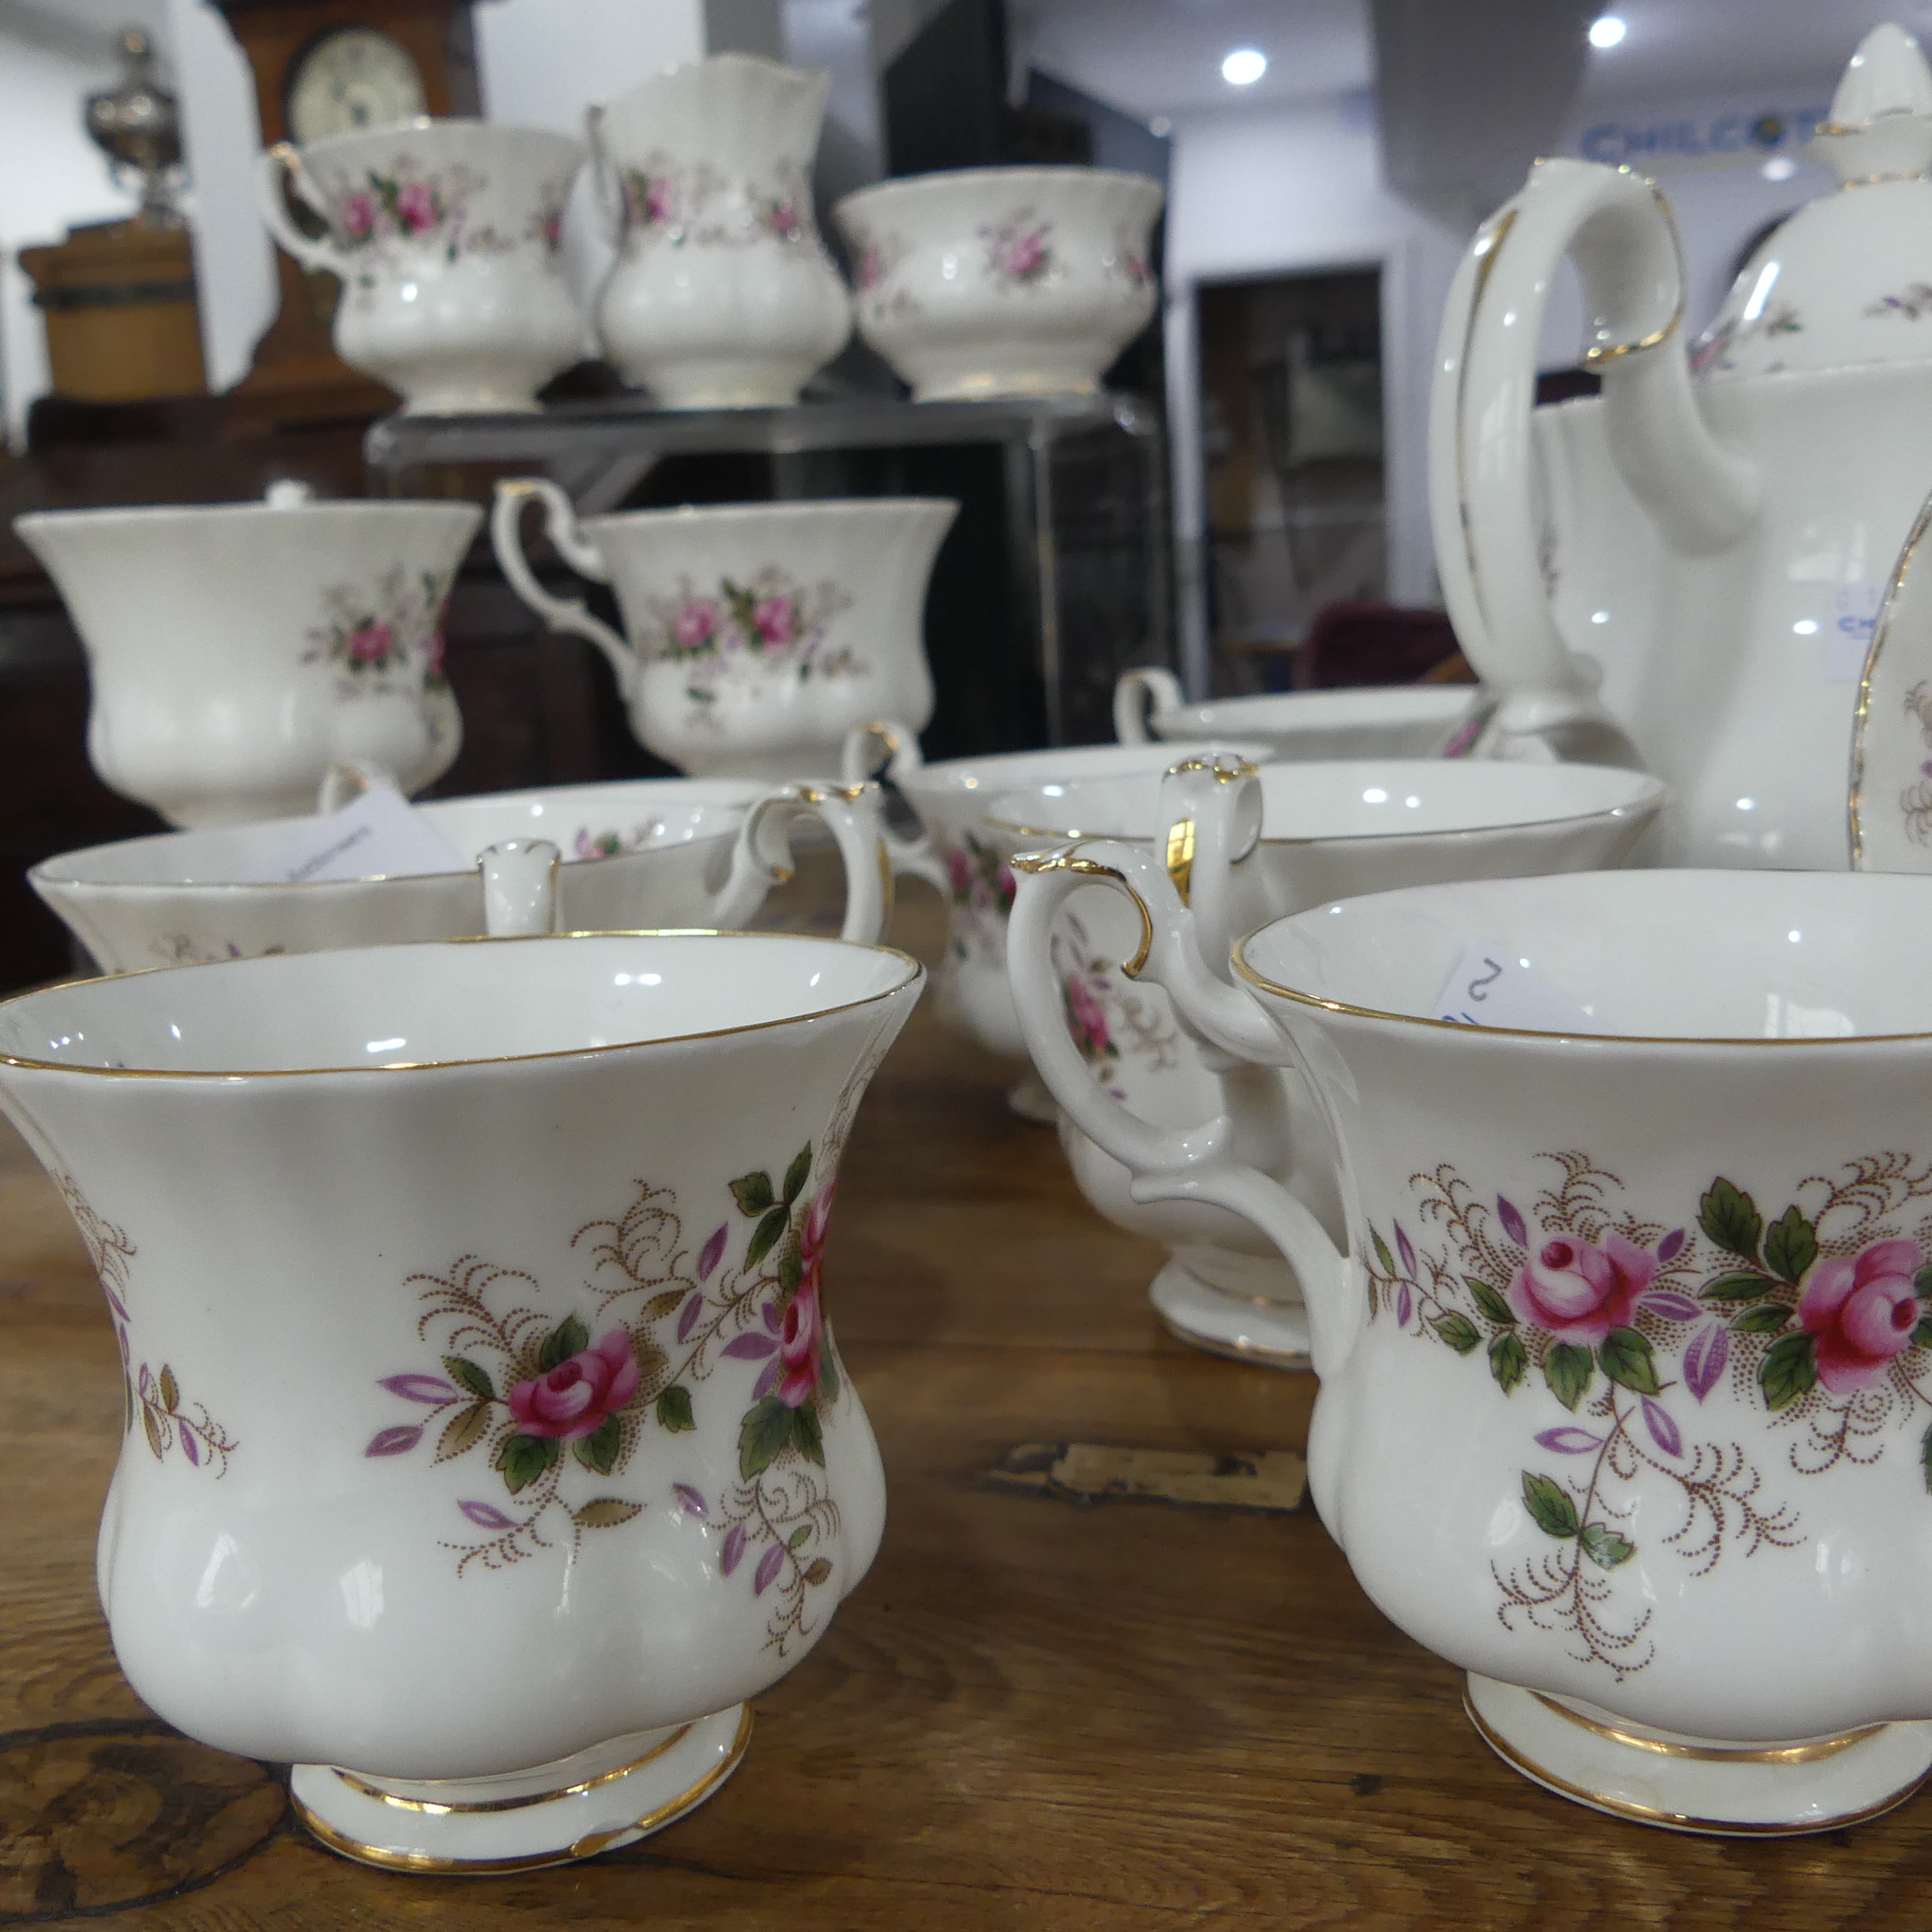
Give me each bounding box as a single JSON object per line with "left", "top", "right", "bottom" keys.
{"left": 1817, "top": 24, "right": 1932, "bottom": 183}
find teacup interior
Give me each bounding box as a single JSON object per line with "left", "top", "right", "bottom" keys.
{"left": 989, "top": 759, "right": 1661, "bottom": 841}
{"left": 910, "top": 738, "right": 1273, "bottom": 800}
{"left": 1239, "top": 871, "right": 1932, "bottom": 1041}
{"left": 0, "top": 934, "right": 917, "bottom": 1075}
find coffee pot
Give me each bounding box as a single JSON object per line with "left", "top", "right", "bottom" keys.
{"left": 1434, "top": 24, "right": 1932, "bottom": 869}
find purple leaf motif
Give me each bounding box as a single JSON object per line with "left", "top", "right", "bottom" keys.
{"left": 1642, "top": 1292, "right": 1704, "bottom": 1323}
{"left": 676, "top": 1292, "right": 703, "bottom": 1342}
{"left": 1641, "top": 1395, "right": 1683, "bottom": 1458}
{"left": 378, "top": 1373, "right": 459, "bottom": 1404}
{"left": 1534, "top": 1427, "right": 1603, "bottom": 1454}
{"left": 752, "top": 1357, "right": 782, "bottom": 1401}
{"left": 1497, "top": 1196, "right": 1528, "bottom": 1247}
{"left": 1396, "top": 1283, "right": 1412, "bottom": 1327}
{"left": 179, "top": 1429, "right": 200, "bottom": 1467}
{"left": 721, "top": 1523, "right": 747, "bottom": 1575}
{"left": 754, "top": 1543, "right": 784, "bottom": 1595}
{"left": 698, "top": 1224, "right": 728, "bottom": 1282}
{"left": 1395, "top": 1226, "right": 1417, "bottom": 1275}
{"left": 103, "top": 1289, "right": 129, "bottom": 1322}
{"left": 722, "top": 1332, "right": 779, "bottom": 1360}
{"left": 460, "top": 1499, "right": 517, "bottom": 1530}
{"left": 672, "top": 1482, "right": 707, "bottom": 1518}
{"left": 763, "top": 1297, "right": 784, "bottom": 1334}
{"left": 1684, "top": 1323, "right": 1729, "bottom": 1404}
{"left": 1658, "top": 1227, "right": 1687, "bottom": 1264}
{"left": 365, "top": 1424, "right": 424, "bottom": 1458}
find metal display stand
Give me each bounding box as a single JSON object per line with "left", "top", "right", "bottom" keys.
{"left": 364, "top": 391, "right": 1172, "bottom": 748}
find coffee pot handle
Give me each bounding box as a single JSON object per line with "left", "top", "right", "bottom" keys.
{"left": 1113, "top": 667, "right": 1185, "bottom": 745}
{"left": 254, "top": 142, "right": 348, "bottom": 278}
{"left": 1007, "top": 839, "right": 1357, "bottom": 1375}
{"left": 490, "top": 480, "right": 636, "bottom": 695}
{"left": 479, "top": 839, "right": 560, "bottom": 937}
{"left": 838, "top": 719, "right": 951, "bottom": 897}
{"left": 707, "top": 781, "right": 892, "bottom": 945}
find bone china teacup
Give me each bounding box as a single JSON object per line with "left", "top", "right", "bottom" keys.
{"left": 0, "top": 930, "right": 920, "bottom": 1872}
{"left": 999, "top": 755, "right": 1663, "bottom": 1363}
{"left": 1010, "top": 856, "right": 1932, "bottom": 1834}
{"left": 32, "top": 774, "right": 896, "bottom": 973}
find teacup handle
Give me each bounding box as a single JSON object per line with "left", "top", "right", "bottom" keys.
{"left": 838, "top": 718, "right": 951, "bottom": 897}
{"left": 254, "top": 141, "right": 349, "bottom": 278}
{"left": 490, "top": 480, "right": 637, "bottom": 696}
{"left": 1154, "top": 754, "right": 1263, "bottom": 981}
{"left": 1007, "top": 838, "right": 1356, "bottom": 1374}
{"left": 480, "top": 839, "right": 560, "bottom": 937}
{"left": 707, "top": 781, "right": 892, "bottom": 945}
{"left": 1114, "top": 667, "right": 1185, "bottom": 745}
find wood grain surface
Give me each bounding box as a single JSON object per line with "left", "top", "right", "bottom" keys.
{"left": 5, "top": 888, "right": 1932, "bottom": 1928}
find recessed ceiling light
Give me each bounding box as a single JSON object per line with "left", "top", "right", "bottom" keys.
{"left": 1588, "top": 14, "right": 1626, "bottom": 48}
{"left": 1762, "top": 155, "right": 1797, "bottom": 181}
{"left": 1150, "top": 115, "right": 1172, "bottom": 136}
{"left": 1222, "top": 47, "right": 1267, "bottom": 85}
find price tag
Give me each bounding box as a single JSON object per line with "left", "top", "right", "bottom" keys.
{"left": 237, "top": 782, "right": 468, "bottom": 886}
{"left": 1434, "top": 941, "right": 1603, "bottom": 1035}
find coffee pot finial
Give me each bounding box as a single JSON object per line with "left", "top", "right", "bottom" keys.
{"left": 1816, "top": 23, "right": 1932, "bottom": 184}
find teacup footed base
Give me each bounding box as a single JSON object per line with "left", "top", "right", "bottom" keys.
{"left": 1464, "top": 1676, "right": 1932, "bottom": 1836}
{"left": 289, "top": 1703, "right": 751, "bottom": 1873}
{"left": 1150, "top": 1260, "right": 1311, "bottom": 1371}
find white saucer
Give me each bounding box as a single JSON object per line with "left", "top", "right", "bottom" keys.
{"left": 1465, "top": 1675, "right": 1932, "bottom": 1836}
{"left": 290, "top": 1703, "right": 751, "bottom": 1873}
{"left": 1149, "top": 1259, "right": 1311, "bottom": 1370}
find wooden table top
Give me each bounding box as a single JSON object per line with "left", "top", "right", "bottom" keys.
{"left": 6, "top": 890, "right": 1932, "bottom": 1929}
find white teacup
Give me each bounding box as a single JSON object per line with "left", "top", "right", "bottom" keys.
{"left": 833, "top": 166, "right": 1163, "bottom": 401}
{"left": 1003, "top": 757, "right": 1664, "bottom": 1365}
{"left": 839, "top": 722, "right": 1272, "bottom": 1117}
{"left": 256, "top": 119, "right": 586, "bottom": 414}
{"left": 495, "top": 489, "right": 956, "bottom": 781}
{"left": 1115, "top": 667, "right": 1486, "bottom": 762}
{"left": 32, "top": 774, "right": 898, "bottom": 974}
{"left": 16, "top": 489, "right": 477, "bottom": 828}
{"left": 1012, "top": 858, "right": 1932, "bottom": 1834}
{"left": 0, "top": 929, "right": 920, "bottom": 1871}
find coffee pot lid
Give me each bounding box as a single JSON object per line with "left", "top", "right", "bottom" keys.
{"left": 1692, "top": 24, "right": 1932, "bottom": 380}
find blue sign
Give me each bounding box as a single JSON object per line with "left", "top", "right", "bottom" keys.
{"left": 1578, "top": 107, "right": 1829, "bottom": 165}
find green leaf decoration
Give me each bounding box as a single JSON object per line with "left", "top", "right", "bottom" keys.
{"left": 159, "top": 1366, "right": 179, "bottom": 1414}
{"left": 818, "top": 1344, "right": 841, "bottom": 1405}
{"left": 1544, "top": 1342, "right": 1593, "bottom": 1411}
{"left": 643, "top": 1289, "right": 686, "bottom": 1320}
{"left": 1599, "top": 1326, "right": 1661, "bottom": 1395}
{"left": 1432, "top": 1312, "right": 1481, "bottom": 1354}
{"left": 739, "top": 1395, "right": 795, "bottom": 1477}
{"left": 575, "top": 1499, "right": 642, "bottom": 1530}
{"left": 1760, "top": 1331, "right": 1818, "bottom": 1412}
{"left": 1916, "top": 1265, "right": 1932, "bottom": 1301}
{"left": 1579, "top": 1523, "right": 1636, "bottom": 1570}
{"left": 141, "top": 1406, "right": 164, "bottom": 1461}
{"left": 1488, "top": 1331, "right": 1526, "bottom": 1394}
{"left": 744, "top": 1205, "right": 789, "bottom": 1272}
{"left": 436, "top": 1401, "right": 490, "bottom": 1462}
{"left": 730, "top": 1170, "right": 776, "bottom": 1217}
{"left": 1372, "top": 1230, "right": 1396, "bottom": 1277}
{"left": 1702, "top": 1272, "right": 1775, "bottom": 1301}
{"left": 1763, "top": 1205, "right": 1819, "bottom": 1286}
{"left": 574, "top": 1413, "right": 623, "bottom": 1476}
{"left": 1698, "top": 1178, "right": 1762, "bottom": 1263}
{"left": 787, "top": 1524, "right": 813, "bottom": 1549}
{"left": 803, "top": 1557, "right": 833, "bottom": 1586}
{"left": 777, "top": 1237, "right": 803, "bottom": 1294}
{"left": 1467, "top": 1278, "right": 1515, "bottom": 1326}
{"left": 1922, "top": 1421, "right": 1932, "bottom": 1496}
{"left": 496, "top": 1432, "right": 559, "bottom": 1495}
{"left": 443, "top": 1355, "right": 495, "bottom": 1401}
{"left": 1916, "top": 1315, "right": 1932, "bottom": 1351}
{"left": 656, "top": 1386, "right": 695, "bottom": 1432}
{"left": 1731, "top": 1304, "right": 1791, "bottom": 1334}
{"left": 1521, "top": 1471, "right": 1580, "bottom": 1539}
{"left": 537, "top": 1314, "right": 590, "bottom": 1373}
{"left": 783, "top": 1144, "right": 813, "bottom": 1207}
{"left": 792, "top": 1399, "right": 826, "bottom": 1466}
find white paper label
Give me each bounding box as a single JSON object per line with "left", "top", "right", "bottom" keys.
{"left": 1434, "top": 941, "right": 1603, "bottom": 1035}
{"left": 1827, "top": 580, "right": 1882, "bottom": 684}
{"left": 238, "top": 783, "right": 469, "bottom": 886}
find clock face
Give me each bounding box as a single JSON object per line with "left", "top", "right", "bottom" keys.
{"left": 286, "top": 26, "right": 428, "bottom": 143}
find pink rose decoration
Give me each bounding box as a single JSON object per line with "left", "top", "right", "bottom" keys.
{"left": 1507, "top": 1231, "right": 1656, "bottom": 1343}
{"left": 1061, "top": 972, "right": 1111, "bottom": 1060}
{"left": 423, "top": 627, "right": 446, "bottom": 677}
{"left": 945, "top": 848, "right": 972, "bottom": 897}
{"left": 396, "top": 179, "right": 438, "bottom": 234}
{"left": 751, "top": 596, "right": 796, "bottom": 646}
{"left": 675, "top": 601, "right": 718, "bottom": 650}
{"left": 859, "top": 245, "right": 883, "bottom": 290}
{"left": 1005, "top": 232, "right": 1046, "bottom": 279}
{"left": 769, "top": 200, "right": 800, "bottom": 238}
{"left": 347, "top": 620, "right": 395, "bottom": 664}
{"left": 1799, "top": 1239, "right": 1923, "bottom": 1393}
{"left": 342, "top": 191, "right": 374, "bottom": 239}
{"left": 777, "top": 1191, "right": 833, "bottom": 1408}
{"left": 644, "top": 177, "right": 675, "bottom": 225}
{"left": 507, "top": 1327, "right": 640, "bottom": 1440}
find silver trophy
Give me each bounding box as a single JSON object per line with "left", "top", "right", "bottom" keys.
{"left": 86, "top": 29, "right": 186, "bottom": 227}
